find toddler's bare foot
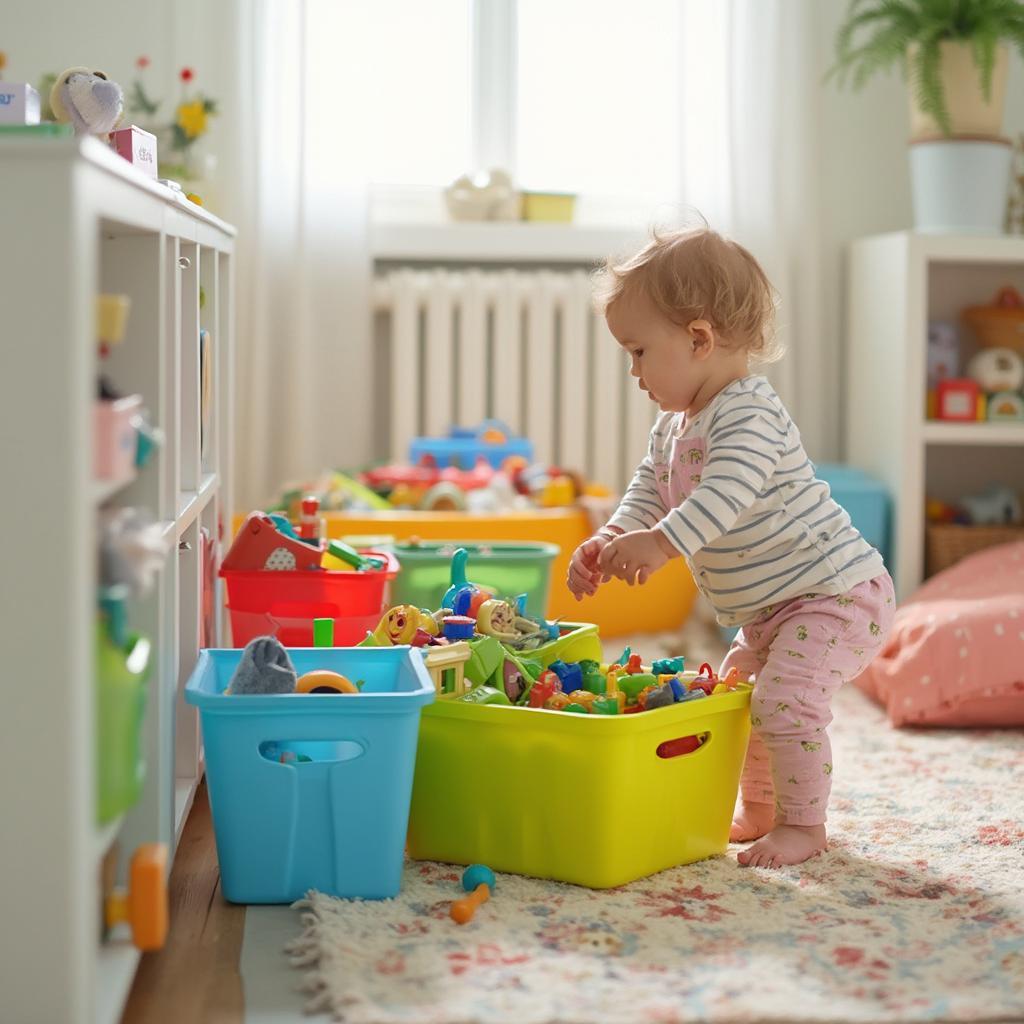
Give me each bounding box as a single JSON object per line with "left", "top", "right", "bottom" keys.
{"left": 730, "top": 800, "right": 775, "bottom": 842}
{"left": 737, "top": 823, "right": 828, "bottom": 868}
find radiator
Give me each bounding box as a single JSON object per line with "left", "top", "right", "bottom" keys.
{"left": 373, "top": 269, "right": 657, "bottom": 492}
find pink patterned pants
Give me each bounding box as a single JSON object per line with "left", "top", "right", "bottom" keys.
{"left": 719, "top": 573, "right": 896, "bottom": 826}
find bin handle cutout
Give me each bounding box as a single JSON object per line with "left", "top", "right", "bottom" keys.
{"left": 656, "top": 732, "right": 710, "bottom": 760}
{"left": 259, "top": 739, "right": 366, "bottom": 766}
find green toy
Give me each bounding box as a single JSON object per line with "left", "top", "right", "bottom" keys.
{"left": 465, "top": 636, "right": 505, "bottom": 686}
{"left": 619, "top": 673, "right": 656, "bottom": 703}
{"left": 592, "top": 695, "right": 620, "bottom": 715}
{"left": 458, "top": 685, "right": 511, "bottom": 706}
{"left": 313, "top": 618, "right": 334, "bottom": 647}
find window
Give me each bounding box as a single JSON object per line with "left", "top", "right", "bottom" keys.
{"left": 516, "top": 0, "right": 681, "bottom": 200}
{"left": 312, "top": 0, "right": 473, "bottom": 187}
{"left": 325, "top": 0, "right": 685, "bottom": 215}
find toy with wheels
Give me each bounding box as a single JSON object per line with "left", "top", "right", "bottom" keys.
{"left": 410, "top": 420, "right": 533, "bottom": 469}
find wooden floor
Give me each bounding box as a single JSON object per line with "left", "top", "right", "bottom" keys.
{"left": 121, "top": 781, "right": 245, "bottom": 1024}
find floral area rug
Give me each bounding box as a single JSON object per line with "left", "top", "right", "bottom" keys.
{"left": 287, "top": 686, "right": 1024, "bottom": 1024}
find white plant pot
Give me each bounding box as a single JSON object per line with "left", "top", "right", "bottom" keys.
{"left": 909, "top": 137, "right": 1011, "bottom": 234}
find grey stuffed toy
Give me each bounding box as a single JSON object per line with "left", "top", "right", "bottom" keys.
{"left": 227, "top": 637, "right": 297, "bottom": 695}
{"left": 50, "top": 67, "right": 123, "bottom": 136}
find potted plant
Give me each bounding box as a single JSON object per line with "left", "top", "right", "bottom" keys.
{"left": 830, "top": 0, "right": 1024, "bottom": 234}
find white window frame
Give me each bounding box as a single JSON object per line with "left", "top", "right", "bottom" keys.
{"left": 371, "top": 0, "right": 517, "bottom": 227}
{"left": 472, "top": 0, "right": 518, "bottom": 172}
{"left": 370, "top": 0, "right": 655, "bottom": 247}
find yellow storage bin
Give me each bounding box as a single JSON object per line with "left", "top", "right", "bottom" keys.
{"left": 313, "top": 510, "right": 698, "bottom": 638}
{"left": 407, "top": 686, "right": 751, "bottom": 888}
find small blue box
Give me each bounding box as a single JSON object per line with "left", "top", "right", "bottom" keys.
{"left": 817, "top": 463, "right": 891, "bottom": 568}
{"left": 185, "top": 646, "right": 434, "bottom": 903}
{"left": 409, "top": 420, "right": 533, "bottom": 469}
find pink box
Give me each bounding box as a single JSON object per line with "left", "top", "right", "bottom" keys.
{"left": 110, "top": 125, "right": 158, "bottom": 179}
{"left": 94, "top": 395, "right": 142, "bottom": 481}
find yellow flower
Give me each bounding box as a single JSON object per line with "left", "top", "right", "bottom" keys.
{"left": 177, "top": 101, "right": 207, "bottom": 139}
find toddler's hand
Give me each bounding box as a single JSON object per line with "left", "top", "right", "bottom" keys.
{"left": 567, "top": 531, "right": 617, "bottom": 601}
{"left": 597, "top": 529, "right": 677, "bottom": 586}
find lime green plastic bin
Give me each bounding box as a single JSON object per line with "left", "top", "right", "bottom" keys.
{"left": 390, "top": 541, "right": 559, "bottom": 617}
{"left": 408, "top": 685, "right": 752, "bottom": 888}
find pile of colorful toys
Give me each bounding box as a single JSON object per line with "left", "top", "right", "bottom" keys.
{"left": 515, "top": 654, "right": 744, "bottom": 716}
{"left": 271, "top": 459, "right": 604, "bottom": 517}
{"left": 268, "top": 421, "right": 612, "bottom": 517}
{"left": 360, "top": 597, "right": 745, "bottom": 715}
{"left": 351, "top": 547, "right": 747, "bottom": 715}
{"left": 369, "top": 546, "right": 560, "bottom": 647}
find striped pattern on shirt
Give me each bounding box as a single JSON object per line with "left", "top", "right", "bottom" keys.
{"left": 607, "top": 376, "right": 886, "bottom": 626}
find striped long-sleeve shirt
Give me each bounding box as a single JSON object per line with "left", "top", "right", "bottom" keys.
{"left": 606, "top": 375, "right": 886, "bottom": 626}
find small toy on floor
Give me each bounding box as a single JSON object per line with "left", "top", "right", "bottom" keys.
{"left": 450, "top": 864, "right": 495, "bottom": 924}
{"left": 226, "top": 636, "right": 297, "bottom": 694}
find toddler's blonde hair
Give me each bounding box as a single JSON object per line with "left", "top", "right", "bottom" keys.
{"left": 594, "top": 226, "right": 782, "bottom": 363}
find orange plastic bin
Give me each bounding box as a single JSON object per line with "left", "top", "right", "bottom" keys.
{"left": 320, "top": 510, "right": 696, "bottom": 637}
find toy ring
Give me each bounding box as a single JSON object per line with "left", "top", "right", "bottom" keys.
{"left": 296, "top": 670, "right": 359, "bottom": 694}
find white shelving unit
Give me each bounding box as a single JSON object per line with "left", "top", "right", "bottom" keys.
{"left": 0, "top": 136, "right": 235, "bottom": 1024}
{"left": 847, "top": 231, "right": 1024, "bottom": 599}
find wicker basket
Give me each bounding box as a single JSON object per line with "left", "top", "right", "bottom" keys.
{"left": 962, "top": 286, "right": 1024, "bottom": 355}
{"left": 926, "top": 523, "right": 1024, "bottom": 576}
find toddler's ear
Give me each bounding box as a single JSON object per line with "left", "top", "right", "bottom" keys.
{"left": 687, "top": 319, "right": 715, "bottom": 359}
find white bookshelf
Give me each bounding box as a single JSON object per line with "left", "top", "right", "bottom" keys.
{"left": 0, "top": 136, "right": 235, "bottom": 1024}
{"left": 846, "top": 231, "right": 1024, "bottom": 600}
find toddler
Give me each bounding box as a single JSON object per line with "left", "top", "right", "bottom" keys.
{"left": 568, "top": 227, "right": 894, "bottom": 868}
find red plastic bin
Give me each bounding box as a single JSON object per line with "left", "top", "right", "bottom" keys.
{"left": 222, "top": 550, "right": 399, "bottom": 647}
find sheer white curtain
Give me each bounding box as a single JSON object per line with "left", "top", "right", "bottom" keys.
{"left": 228, "top": 0, "right": 372, "bottom": 510}
{"left": 678, "top": 0, "right": 825, "bottom": 454}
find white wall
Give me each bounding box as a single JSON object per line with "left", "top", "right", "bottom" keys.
{"left": 813, "top": 0, "right": 1024, "bottom": 458}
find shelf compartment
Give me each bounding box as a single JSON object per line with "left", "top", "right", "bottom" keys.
{"left": 924, "top": 443, "right": 1024, "bottom": 507}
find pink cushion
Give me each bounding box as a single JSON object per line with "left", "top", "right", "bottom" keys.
{"left": 855, "top": 542, "right": 1024, "bottom": 727}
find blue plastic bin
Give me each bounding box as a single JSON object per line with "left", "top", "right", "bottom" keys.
{"left": 409, "top": 421, "right": 533, "bottom": 469}
{"left": 185, "top": 646, "right": 434, "bottom": 903}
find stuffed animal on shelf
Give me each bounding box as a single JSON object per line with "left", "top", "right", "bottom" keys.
{"left": 967, "top": 347, "right": 1024, "bottom": 394}
{"left": 50, "top": 67, "right": 123, "bottom": 136}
